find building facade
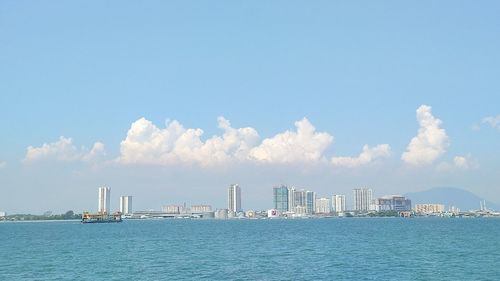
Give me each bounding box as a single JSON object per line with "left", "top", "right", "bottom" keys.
{"left": 191, "top": 205, "right": 212, "bottom": 213}
{"left": 287, "top": 187, "right": 295, "bottom": 212}
{"left": 119, "top": 196, "right": 132, "bottom": 214}
{"left": 315, "top": 198, "right": 331, "bottom": 214}
{"left": 353, "top": 188, "right": 373, "bottom": 212}
{"left": 415, "top": 204, "right": 445, "bottom": 214}
{"left": 374, "top": 195, "right": 411, "bottom": 211}
{"left": 273, "top": 185, "right": 289, "bottom": 213}
{"left": 98, "top": 187, "right": 110, "bottom": 214}
{"left": 332, "top": 195, "right": 346, "bottom": 213}
{"left": 228, "top": 184, "right": 242, "bottom": 213}
{"left": 162, "top": 205, "right": 181, "bottom": 214}
{"left": 306, "top": 191, "right": 316, "bottom": 214}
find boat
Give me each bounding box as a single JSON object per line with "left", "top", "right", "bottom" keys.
{"left": 81, "top": 211, "right": 122, "bottom": 223}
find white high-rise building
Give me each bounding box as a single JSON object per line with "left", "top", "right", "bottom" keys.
{"left": 353, "top": 188, "right": 373, "bottom": 211}
{"left": 315, "top": 198, "right": 331, "bottom": 214}
{"left": 332, "top": 195, "right": 346, "bottom": 213}
{"left": 119, "top": 196, "right": 132, "bottom": 214}
{"left": 287, "top": 186, "right": 296, "bottom": 212}
{"left": 98, "top": 187, "right": 110, "bottom": 214}
{"left": 228, "top": 184, "right": 242, "bottom": 213}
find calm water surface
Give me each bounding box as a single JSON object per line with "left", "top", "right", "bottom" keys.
{"left": 1, "top": 218, "right": 499, "bottom": 281}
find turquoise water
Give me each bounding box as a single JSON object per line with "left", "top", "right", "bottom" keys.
{"left": 1, "top": 218, "right": 500, "bottom": 281}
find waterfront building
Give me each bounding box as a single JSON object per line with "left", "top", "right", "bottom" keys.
{"left": 415, "top": 204, "right": 445, "bottom": 214}
{"left": 272, "top": 185, "right": 317, "bottom": 215}
{"left": 98, "top": 187, "right": 111, "bottom": 214}
{"left": 332, "top": 195, "right": 346, "bottom": 213}
{"left": 162, "top": 205, "right": 181, "bottom": 214}
{"left": 287, "top": 186, "right": 295, "bottom": 212}
{"left": 374, "top": 195, "right": 411, "bottom": 211}
{"left": 191, "top": 205, "right": 212, "bottom": 213}
{"left": 306, "top": 191, "right": 316, "bottom": 214}
{"left": 228, "top": 184, "right": 242, "bottom": 213}
{"left": 353, "top": 188, "right": 373, "bottom": 212}
{"left": 273, "top": 185, "right": 289, "bottom": 213}
{"left": 315, "top": 198, "right": 331, "bottom": 214}
{"left": 294, "top": 190, "right": 307, "bottom": 210}
{"left": 294, "top": 205, "right": 307, "bottom": 216}
{"left": 119, "top": 196, "right": 132, "bottom": 214}
{"left": 0, "top": 211, "right": 5, "bottom": 217}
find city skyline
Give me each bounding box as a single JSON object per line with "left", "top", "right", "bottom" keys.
{"left": 1, "top": 2, "right": 499, "bottom": 213}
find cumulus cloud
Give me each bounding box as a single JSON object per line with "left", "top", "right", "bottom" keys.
{"left": 436, "top": 155, "right": 474, "bottom": 172}
{"left": 118, "top": 117, "right": 336, "bottom": 166}
{"left": 401, "top": 105, "right": 449, "bottom": 166}
{"left": 331, "top": 144, "right": 391, "bottom": 168}
{"left": 248, "top": 118, "right": 333, "bottom": 164}
{"left": 82, "top": 142, "right": 106, "bottom": 162}
{"left": 118, "top": 117, "right": 260, "bottom": 166}
{"left": 26, "top": 117, "right": 394, "bottom": 168}
{"left": 24, "top": 136, "right": 106, "bottom": 163}
{"left": 481, "top": 115, "right": 500, "bottom": 130}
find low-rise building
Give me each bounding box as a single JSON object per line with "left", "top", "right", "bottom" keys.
{"left": 191, "top": 205, "right": 212, "bottom": 213}
{"left": 374, "top": 195, "right": 411, "bottom": 211}
{"left": 162, "top": 205, "right": 182, "bottom": 214}
{"left": 415, "top": 204, "right": 445, "bottom": 213}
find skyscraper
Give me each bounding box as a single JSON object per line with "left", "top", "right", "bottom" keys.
{"left": 353, "top": 188, "right": 373, "bottom": 211}
{"left": 98, "top": 187, "right": 110, "bottom": 214}
{"left": 306, "top": 191, "right": 316, "bottom": 214}
{"left": 332, "top": 195, "right": 346, "bottom": 213}
{"left": 228, "top": 184, "right": 242, "bottom": 213}
{"left": 294, "top": 189, "right": 307, "bottom": 210}
{"left": 273, "top": 185, "right": 289, "bottom": 213}
{"left": 287, "top": 186, "right": 295, "bottom": 212}
{"left": 119, "top": 196, "right": 132, "bottom": 214}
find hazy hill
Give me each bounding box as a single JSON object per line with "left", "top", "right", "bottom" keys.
{"left": 404, "top": 187, "right": 500, "bottom": 211}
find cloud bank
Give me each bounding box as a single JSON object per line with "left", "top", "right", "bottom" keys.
{"left": 24, "top": 137, "right": 105, "bottom": 163}
{"left": 332, "top": 144, "right": 391, "bottom": 168}
{"left": 402, "top": 105, "right": 449, "bottom": 166}
{"left": 24, "top": 105, "right": 459, "bottom": 169}
{"left": 118, "top": 117, "right": 259, "bottom": 166}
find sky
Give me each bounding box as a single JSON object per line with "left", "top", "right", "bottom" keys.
{"left": 1, "top": 1, "right": 499, "bottom": 214}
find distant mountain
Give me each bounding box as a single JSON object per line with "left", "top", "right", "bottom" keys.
{"left": 404, "top": 187, "right": 500, "bottom": 211}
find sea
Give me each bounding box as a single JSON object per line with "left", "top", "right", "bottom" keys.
{"left": 1, "top": 218, "right": 499, "bottom": 281}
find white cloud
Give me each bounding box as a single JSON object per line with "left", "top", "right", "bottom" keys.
{"left": 0, "top": 161, "right": 6, "bottom": 168}
{"left": 26, "top": 117, "right": 393, "bottom": 168}
{"left": 118, "top": 117, "right": 260, "bottom": 166}
{"left": 82, "top": 142, "right": 106, "bottom": 162}
{"left": 331, "top": 144, "right": 391, "bottom": 168}
{"left": 481, "top": 115, "right": 500, "bottom": 130}
{"left": 248, "top": 118, "right": 333, "bottom": 164}
{"left": 402, "top": 105, "right": 449, "bottom": 166}
{"left": 24, "top": 136, "right": 106, "bottom": 163}
{"left": 118, "top": 117, "right": 335, "bottom": 166}
{"left": 436, "top": 155, "right": 475, "bottom": 172}
{"left": 453, "top": 156, "right": 469, "bottom": 169}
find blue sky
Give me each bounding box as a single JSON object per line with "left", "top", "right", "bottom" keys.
{"left": 1, "top": 1, "right": 499, "bottom": 213}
